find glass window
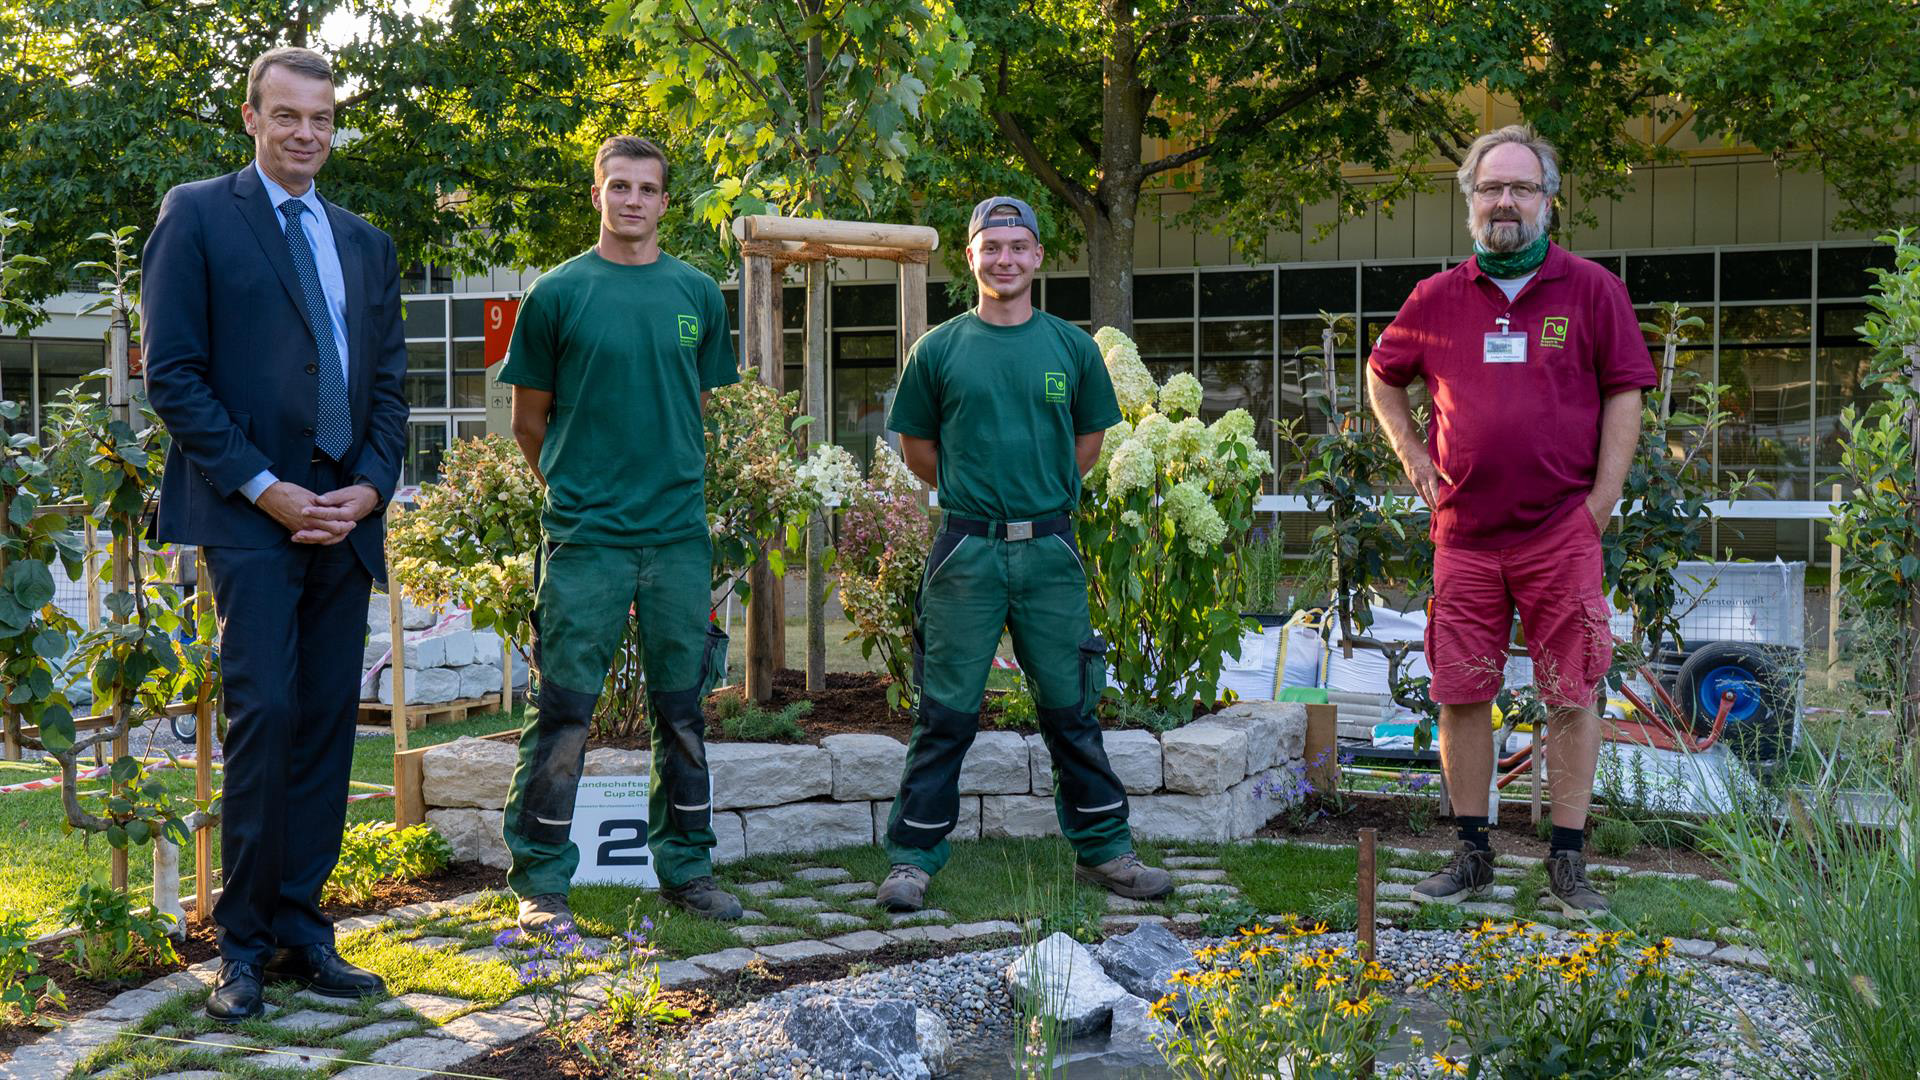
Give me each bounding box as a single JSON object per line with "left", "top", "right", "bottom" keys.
{"left": 401, "top": 262, "right": 430, "bottom": 294}
{"left": 451, "top": 298, "right": 486, "bottom": 338}
{"left": 1626, "top": 253, "right": 1713, "bottom": 303}
{"left": 1044, "top": 276, "right": 1090, "bottom": 322}
{"left": 783, "top": 285, "right": 805, "bottom": 330}
{"left": 1818, "top": 245, "right": 1895, "bottom": 299}
{"left": 429, "top": 264, "right": 453, "bottom": 292}
{"left": 1717, "top": 345, "right": 1812, "bottom": 500}
{"left": 1, "top": 340, "right": 32, "bottom": 435}
{"left": 929, "top": 281, "right": 972, "bottom": 325}
{"left": 833, "top": 283, "right": 896, "bottom": 327}
{"left": 1720, "top": 249, "right": 1811, "bottom": 302}
{"left": 1199, "top": 270, "right": 1271, "bottom": 317}
{"left": 36, "top": 342, "right": 100, "bottom": 427}
{"left": 1132, "top": 322, "right": 1193, "bottom": 370}
{"left": 1716, "top": 519, "right": 1811, "bottom": 563}
{"left": 1362, "top": 263, "right": 1441, "bottom": 313}
{"left": 456, "top": 418, "right": 488, "bottom": 441}
{"left": 452, "top": 342, "right": 487, "bottom": 409}
{"left": 722, "top": 287, "right": 740, "bottom": 333}
{"left": 1280, "top": 266, "right": 1356, "bottom": 316}
{"left": 1136, "top": 273, "right": 1193, "bottom": 320}
{"left": 1720, "top": 304, "right": 1810, "bottom": 344}
{"left": 405, "top": 420, "right": 449, "bottom": 486}
{"left": 1813, "top": 303, "right": 1876, "bottom": 490}
{"left": 1199, "top": 320, "right": 1274, "bottom": 432}
{"left": 405, "top": 342, "right": 448, "bottom": 407}
{"left": 402, "top": 298, "right": 446, "bottom": 339}
{"left": 832, "top": 331, "right": 897, "bottom": 472}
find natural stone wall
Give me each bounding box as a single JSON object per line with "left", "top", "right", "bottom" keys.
{"left": 362, "top": 596, "right": 526, "bottom": 705}
{"left": 419, "top": 702, "right": 1308, "bottom": 867}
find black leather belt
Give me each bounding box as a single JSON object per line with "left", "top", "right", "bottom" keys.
{"left": 942, "top": 514, "right": 1072, "bottom": 542}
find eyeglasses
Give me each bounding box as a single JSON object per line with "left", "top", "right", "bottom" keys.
{"left": 1473, "top": 181, "right": 1544, "bottom": 201}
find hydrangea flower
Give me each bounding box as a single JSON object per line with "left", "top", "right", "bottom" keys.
{"left": 795, "top": 442, "right": 862, "bottom": 507}
{"left": 1105, "top": 436, "right": 1159, "bottom": 499}
{"left": 1167, "top": 416, "right": 1215, "bottom": 466}
{"left": 1102, "top": 337, "right": 1157, "bottom": 415}
{"left": 1159, "top": 371, "right": 1204, "bottom": 418}
{"left": 1164, "top": 478, "right": 1228, "bottom": 554}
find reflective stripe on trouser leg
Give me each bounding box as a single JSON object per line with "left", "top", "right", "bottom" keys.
{"left": 634, "top": 535, "right": 724, "bottom": 887}
{"left": 884, "top": 696, "right": 980, "bottom": 873}
{"left": 1036, "top": 701, "right": 1131, "bottom": 865}
{"left": 502, "top": 678, "right": 598, "bottom": 898}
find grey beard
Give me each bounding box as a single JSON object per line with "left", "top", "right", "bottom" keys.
{"left": 1468, "top": 209, "right": 1548, "bottom": 253}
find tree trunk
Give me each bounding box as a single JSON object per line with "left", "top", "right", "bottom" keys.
{"left": 1086, "top": 0, "right": 1146, "bottom": 335}
{"left": 803, "top": 24, "right": 829, "bottom": 693}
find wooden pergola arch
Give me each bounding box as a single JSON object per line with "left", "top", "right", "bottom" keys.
{"left": 729, "top": 215, "right": 940, "bottom": 703}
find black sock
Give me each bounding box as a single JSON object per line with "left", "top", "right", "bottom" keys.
{"left": 1550, "top": 825, "right": 1585, "bottom": 854}
{"left": 1456, "top": 816, "right": 1490, "bottom": 852}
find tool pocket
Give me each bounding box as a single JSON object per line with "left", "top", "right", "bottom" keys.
{"left": 1077, "top": 635, "right": 1109, "bottom": 716}
{"left": 697, "top": 621, "right": 729, "bottom": 699}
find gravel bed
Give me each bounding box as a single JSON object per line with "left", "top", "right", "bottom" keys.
{"left": 664, "top": 946, "right": 1021, "bottom": 1079}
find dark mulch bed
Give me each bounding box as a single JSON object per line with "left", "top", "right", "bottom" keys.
{"left": 1, "top": 862, "right": 507, "bottom": 1059}
{"left": 1260, "top": 792, "right": 1733, "bottom": 880}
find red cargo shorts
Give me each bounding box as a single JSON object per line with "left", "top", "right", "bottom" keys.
{"left": 1425, "top": 504, "right": 1614, "bottom": 710}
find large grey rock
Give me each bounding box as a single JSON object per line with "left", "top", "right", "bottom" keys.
{"left": 471, "top": 628, "right": 504, "bottom": 661}
{"left": 1091, "top": 922, "right": 1191, "bottom": 1010}
{"left": 1127, "top": 792, "right": 1234, "bottom": 842}
{"left": 1005, "top": 932, "right": 1131, "bottom": 1039}
{"left": 712, "top": 811, "right": 746, "bottom": 863}
{"left": 980, "top": 795, "right": 1059, "bottom": 839}
{"left": 440, "top": 629, "right": 476, "bottom": 668}
{"left": 402, "top": 632, "right": 446, "bottom": 670}
{"left": 1160, "top": 723, "right": 1249, "bottom": 794}
{"left": 458, "top": 664, "right": 503, "bottom": 701}
{"left": 740, "top": 800, "right": 873, "bottom": 856}
{"left": 380, "top": 665, "right": 460, "bottom": 705}
{"left": 916, "top": 1007, "right": 953, "bottom": 1075}
{"left": 822, "top": 734, "right": 908, "bottom": 801}
{"left": 421, "top": 737, "right": 517, "bottom": 809}
{"left": 1030, "top": 730, "right": 1163, "bottom": 795}
{"left": 583, "top": 747, "right": 649, "bottom": 776}
{"left": 781, "top": 995, "right": 930, "bottom": 1080}
{"left": 1100, "top": 993, "right": 1176, "bottom": 1068}
{"left": 1208, "top": 701, "right": 1307, "bottom": 773}
{"left": 959, "top": 731, "right": 1031, "bottom": 794}
{"left": 424, "top": 808, "right": 508, "bottom": 868}
{"left": 872, "top": 796, "right": 980, "bottom": 844}
{"left": 707, "top": 743, "right": 832, "bottom": 809}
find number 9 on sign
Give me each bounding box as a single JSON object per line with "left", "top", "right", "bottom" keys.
{"left": 569, "top": 775, "right": 659, "bottom": 887}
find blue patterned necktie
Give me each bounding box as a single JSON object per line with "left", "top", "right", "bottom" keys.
{"left": 278, "top": 200, "right": 352, "bottom": 460}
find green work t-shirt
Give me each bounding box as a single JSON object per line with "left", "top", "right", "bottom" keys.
{"left": 886, "top": 309, "right": 1121, "bottom": 522}
{"left": 497, "top": 249, "right": 739, "bottom": 546}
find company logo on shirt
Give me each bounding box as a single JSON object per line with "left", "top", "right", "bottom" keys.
{"left": 1540, "top": 315, "right": 1569, "bottom": 349}
{"left": 1043, "top": 371, "right": 1068, "bottom": 403}
{"left": 677, "top": 314, "right": 699, "bottom": 347}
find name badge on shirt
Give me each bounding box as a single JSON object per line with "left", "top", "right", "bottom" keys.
{"left": 1483, "top": 332, "right": 1528, "bottom": 364}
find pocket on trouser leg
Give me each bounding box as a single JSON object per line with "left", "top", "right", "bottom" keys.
{"left": 1038, "top": 704, "right": 1128, "bottom": 832}
{"left": 697, "top": 623, "right": 729, "bottom": 699}
{"left": 888, "top": 696, "right": 976, "bottom": 850}
{"left": 510, "top": 682, "right": 596, "bottom": 845}
{"left": 1076, "top": 635, "right": 1109, "bottom": 716}
{"left": 651, "top": 687, "right": 711, "bottom": 833}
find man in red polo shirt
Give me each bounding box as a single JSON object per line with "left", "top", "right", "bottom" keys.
{"left": 1367, "top": 125, "right": 1656, "bottom": 917}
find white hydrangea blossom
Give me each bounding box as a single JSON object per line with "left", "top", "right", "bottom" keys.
{"left": 1105, "top": 436, "right": 1159, "bottom": 499}
{"left": 1131, "top": 412, "right": 1173, "bottom": 457}
{"left": 869, "top": 438, "right": 922, "bottom": 495}
{"left": 1088, "top": 418, "right": 1132, "bottom": 491}
{"left": 1120, "top": 508, "right": 1145, "bottom": 528}
{"left": 1099, "top": 330, "right": 1157, "bottom": 415}
{"left": 1166, "top": 416, "right": 1215, "bottom": 467}
{"left": 1163, "top": 478, "right": 1228, "bottom": 554}
{"left": 1093, "top": 326, "right": 1132, "bottom": 354}
{"left": 795, "top": 443, "right": 862, "bottom": 507}
{"left": 1159, "top": 371, "right": 1203, "bottom": 418}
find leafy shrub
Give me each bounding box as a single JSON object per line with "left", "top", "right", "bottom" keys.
{"left": 1423, "top": 922, "right": 1702, "bottom": 1079}
{"left": 57, "top": 881, "right": 179, "bottom": 981}
{"left": 1154, "top": 918, "right": 1410, "bottom": 1079}
{"left": 1591, "top": 816, "right": 1641, "bottom": 858}
{"left": 1081, "top": 328, "right": 1272, "bottom": 711}
{"left": 387, "top": 435, "right": 542, "bottom": 647}
{"left": 1193, "top": 895, "right": 1263, "bottom": 938}
{"left": 1, "top": 912, "right": 63, "bottom": 1024}
{"left": 720, "top": 700, "right": 812, "bottom": 743}
{"left": 832, "top": 441, "right": 931, "bottom": 710}
{"left": 985, "top": 675, "right": 1039, "bottom": 732}
{"left": 324, "top": 823, "right": 453, "bottom": 906}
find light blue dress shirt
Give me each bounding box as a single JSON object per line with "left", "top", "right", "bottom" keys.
{"left": 240, "top": 160, "right": 353, "bottom": 503}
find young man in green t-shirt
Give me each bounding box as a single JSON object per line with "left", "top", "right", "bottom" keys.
{"left": 496, "top": 136, "right": 743, "bottom": 930}
{"left": 877, "top": 196, "right": 1174, "bottom": 912}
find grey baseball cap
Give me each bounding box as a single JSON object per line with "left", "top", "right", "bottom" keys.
{"left": 968, "top": 195, "right": 1039, "bottom": 240}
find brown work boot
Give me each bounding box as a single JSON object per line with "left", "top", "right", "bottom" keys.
{"left": 1412, "top": 842, "right": 1495, "bottom": 904}
{"left": 1074, "top": 852, "right": 1174, "bottom": 900}
{"left": 877, "top": 865, "right": 931, "bottom": 913}
{"left": 661, "top": 876, "right": 745, "bottom": 921}
{"left": 517, "top": 892, "right": 574, "bottom": 934}
{"left": 1543, "top": 850, "right": 1609, "bottom": 919}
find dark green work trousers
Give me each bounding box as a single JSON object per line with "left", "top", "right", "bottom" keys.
{"left": 502, "top": 536, "right": 726, "bottom": 896}
{"left": 885, "top": 519, "right": 1132, "bottom": 874}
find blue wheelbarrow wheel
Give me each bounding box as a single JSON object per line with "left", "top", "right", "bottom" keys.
{"left": 1674, "top": 641, "right": 1786, "bottom": 762}
{"left": 171, "top": 710, "right": 197, "bottom": 742}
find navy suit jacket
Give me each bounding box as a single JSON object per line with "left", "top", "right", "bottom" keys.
{"left": 143, "top": 166, "right": 410, "bottom": 580}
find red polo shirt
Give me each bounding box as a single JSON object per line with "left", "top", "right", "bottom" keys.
{"left": 1367, "top": 243, "right": 1657, "bottom": 551}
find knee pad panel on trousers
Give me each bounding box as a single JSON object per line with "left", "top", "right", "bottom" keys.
{"left": 650, "top": 686, "right": 712, "bottom": 832}
{"left": 889, "top": 696, "right": 978, "bottom": 850}
{"left": 512, "top": 681, "right": 597, "bottom": 845}
{"left": 1037, "top": 703, "right": 1129, "bottom": 832}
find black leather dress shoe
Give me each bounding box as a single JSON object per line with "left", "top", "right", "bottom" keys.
{"left": 265, "top": 943, "right": 387, "bottom": 999}
{"left": 206, "top": 960, "right": 266, "bottom": 1021}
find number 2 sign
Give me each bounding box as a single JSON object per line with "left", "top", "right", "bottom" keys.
{"left": 568, "top": 775, "right": 659, "bottom": 888}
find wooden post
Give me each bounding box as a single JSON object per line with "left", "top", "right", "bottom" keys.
{"left": 109, "top": 533, "right": 129, "bottom": 892}
{"left": 1827, "top": 482, "right": 1843, "bottom": 692}
{"left": 1356, "top": 826, "right": 1377, "bottom": 1078}
{"left": 84, "top": 521, "right": 100, "bottom": 630}
{"left": 107, "top": 286, "right": 131, "bottom": 892}
{"left": 1530, "top": 726, "right": 1544, "bottom": 825}
{"left": 501, "top": 637, "right": 514, "bottom": 710}
{"left": 897, "top": 258, "right": 929, "bottom": 360}
{"left": 0, "top": 491, "right": 13, "bottom": 763}
{"left": 740, "top": 251, "right": 783, "bottom": 702}
{"left": 193, "top": 550, "right": 215, "bottom": 924}
{"left": 386, "top": 504, "right": 410, "bottom": 751}
{"left": 804, "top": 259, "right": 829, "bottom": 693}
{"left": 1304, "top": 702, "right": 1338, "bottom": 792}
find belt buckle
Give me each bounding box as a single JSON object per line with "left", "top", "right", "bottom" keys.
{"left": 1005, "top": 520, "right": 1034, "bottom": 542}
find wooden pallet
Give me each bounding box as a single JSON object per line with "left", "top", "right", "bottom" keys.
{"left": 358, "top": 693, "right": 502, "bottom": 731}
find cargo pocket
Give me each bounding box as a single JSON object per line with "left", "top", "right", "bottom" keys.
{"left": 697, "top": 621, "right": 729, "bottom": 699}
{"left": 1076, "top": 635, "right": 1109, "bottom": 716}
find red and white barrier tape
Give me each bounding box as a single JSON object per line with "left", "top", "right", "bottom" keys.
{"left": 992, "top": 656, "right": 1020, "bottom": 670}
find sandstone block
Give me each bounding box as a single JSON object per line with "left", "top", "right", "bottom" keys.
{"left": 740, "top": 801, "right": 873, "bottom": 857}
{"left": 707, "top": 743, "right": 832, "bottom": 809}
{"left": 1160, "top": 723, "right": 1249, "bottom": 794}
{"left": 421, "top": 737, "right": 518, "bottom": 809}
{"left": 821, "top": 734, "right": 908, "bottom": 801}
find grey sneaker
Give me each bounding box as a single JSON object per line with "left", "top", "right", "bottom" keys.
{"left": 661, "top": 876, "right": 744, "bottom": 921}
{"left": 1543, "top": 850, "right": 1609, "bottom": 918}
{"left": 516, "top": 892, "right": 574, "bottom": 934}
{"left": 877, "top": 865, "right": 931, "bottom": 912}
{"left": 1074, "top": 852, "right": 1174, "bottom": 900}
{"left": 1412, "top": 842, "right": 1495, "bottom": 904}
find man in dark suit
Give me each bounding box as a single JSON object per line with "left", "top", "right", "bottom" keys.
{"left": 143, "top": 46, "right": 409, "bottom": 1021}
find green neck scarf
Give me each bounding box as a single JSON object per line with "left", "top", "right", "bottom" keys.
{"left": 1474, "top": 233, "right": 1550, "bottom": 279}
